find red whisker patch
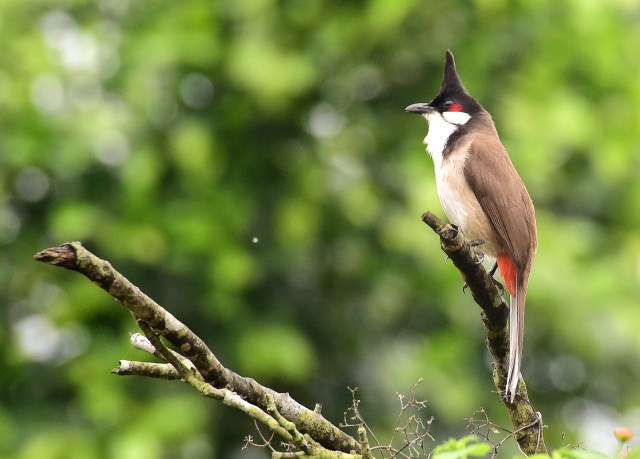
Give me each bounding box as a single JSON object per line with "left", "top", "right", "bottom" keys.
{"left": 449, "top": 103, "right": 463, "bottom": 112}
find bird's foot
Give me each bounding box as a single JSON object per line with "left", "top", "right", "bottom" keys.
{"left": 467, "top": 239, "right": 485, "bottom": 264}
{"left": 462, "top": 255, "right": 504, "bottom": 295}
{"left": 461, "top": 240, "right": 485, "bottom": 292}
{"left": 444, "top": 225, "right": 461, "bottom": 263}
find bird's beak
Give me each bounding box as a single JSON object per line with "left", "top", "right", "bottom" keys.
{"left": 405, "top": 102, "right": 434, "bottom": 114}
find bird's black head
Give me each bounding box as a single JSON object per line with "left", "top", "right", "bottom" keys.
{"left": 406, "top": 50, "right": 484, "bottom": 123}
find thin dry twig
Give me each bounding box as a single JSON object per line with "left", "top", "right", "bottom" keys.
{"left": 342, "top": 382, "right": 434, "bottom": 458}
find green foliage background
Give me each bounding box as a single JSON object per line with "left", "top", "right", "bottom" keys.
{"left": 1, "top": 0, "right": 639, "bottom": 457}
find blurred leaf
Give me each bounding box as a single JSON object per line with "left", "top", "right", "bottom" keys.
{"left": 432, "top": 435, "right": 492, "bottom": 458}
{"left": 551, "top": 448, "right": 609, "bottom": 459}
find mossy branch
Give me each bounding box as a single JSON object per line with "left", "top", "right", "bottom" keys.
{"left": 421, "top": 212, "right": 546, "bottom": 455}
{"left": 34, "top": 242, "right": 360, "bottom": 456}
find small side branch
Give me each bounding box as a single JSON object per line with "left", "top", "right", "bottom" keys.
{"left": 421, "top": 212, "right": 546, "bottom": 455}
{"left": 112, "top": 360, "right": 179, "bottom": 379}
{"left": 357, "top": 426, "right": 374, "bottom": 459}
{"left": 266, "top": 394, "right": 312, "bottom": 454}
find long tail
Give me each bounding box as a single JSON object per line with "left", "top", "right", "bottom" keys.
{"left": 497, "top": 253, "right": 525, "bottom": 402}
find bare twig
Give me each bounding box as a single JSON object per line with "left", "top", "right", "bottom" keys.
{"left": 251, "top": 420, "right": 277, "bottom": 452}
{"left": 343, "top": 383, "right": 433, "bottom": 458}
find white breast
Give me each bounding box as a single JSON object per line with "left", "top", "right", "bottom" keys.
{"left": 434, "top": 146, "right": 471, "bottom": 228}
{"left": 422, "top": 119, "right": 501, "bottom": 257}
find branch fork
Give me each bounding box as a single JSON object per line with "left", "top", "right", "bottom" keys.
{"left": 34, "top": 242, "right": 360, "bottom": 457}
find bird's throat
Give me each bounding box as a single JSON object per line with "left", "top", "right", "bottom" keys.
{"left": 424, "top": 113, "right": 459, "bottom": 169}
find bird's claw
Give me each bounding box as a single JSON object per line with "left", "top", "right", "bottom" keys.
{"left": 463, "top": 277, "right": 502, "bottom": 295}
{"left": 467, "top": 239, "right": 485, "bottom": 264}
{"left": 458, "top": 241, "right": 504, "bottom": 295}
{"left": 492, "top": 278, "right": 505, "bottom": 295}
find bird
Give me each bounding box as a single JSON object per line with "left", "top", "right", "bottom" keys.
{"left": 405, "top": 50, "right": 537, "bottom": 402}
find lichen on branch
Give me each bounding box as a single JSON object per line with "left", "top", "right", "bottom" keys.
{"left": 421, "top": 212, "right": 546, "bottom": 454}
{"left": 34, "top": 242, "right": 360, "bottom": 456}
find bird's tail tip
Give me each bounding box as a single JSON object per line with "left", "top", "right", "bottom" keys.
{"left": 505, "top": 291, "right": 522, "bottom": 403}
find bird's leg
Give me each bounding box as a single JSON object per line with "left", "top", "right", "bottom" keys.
{"left": 462, "top": 241, "right": 504, "bottom": 295}
{"left": 463, "top": 260, "right": 505, "bottom": 295}
{"left": 488, "top": 262, "right": 505, "bottom": 295}
{"left": 462, "top": 239, "right": 485, "bottom": 293}
{"left": 468, "top": 239, "right": 485, "bottom": 264}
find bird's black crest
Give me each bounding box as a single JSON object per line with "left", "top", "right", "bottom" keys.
{"left": 426, "top": 49, "right": 483, "bottom": 115}
{"left": 439, "top": 50, "right": 467, "bottom": 95}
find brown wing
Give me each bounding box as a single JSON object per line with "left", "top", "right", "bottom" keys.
{"left": 463, "top": 134, "right": 537, "bottom": 273}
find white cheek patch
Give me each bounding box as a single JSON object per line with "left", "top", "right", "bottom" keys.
{"left": 422, "top": 112, "right": 458, "bottom": 170}
{"left": 442, "top": 111, "right": 471, "bottom": 125}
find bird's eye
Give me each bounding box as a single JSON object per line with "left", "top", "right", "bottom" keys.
{"left": 444, "top": 101, "right": 463, "bottom": 112}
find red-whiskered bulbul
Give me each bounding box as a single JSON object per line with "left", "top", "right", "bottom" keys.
{"left": 406, "top": 50, "right": 537, "bottom": 402}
